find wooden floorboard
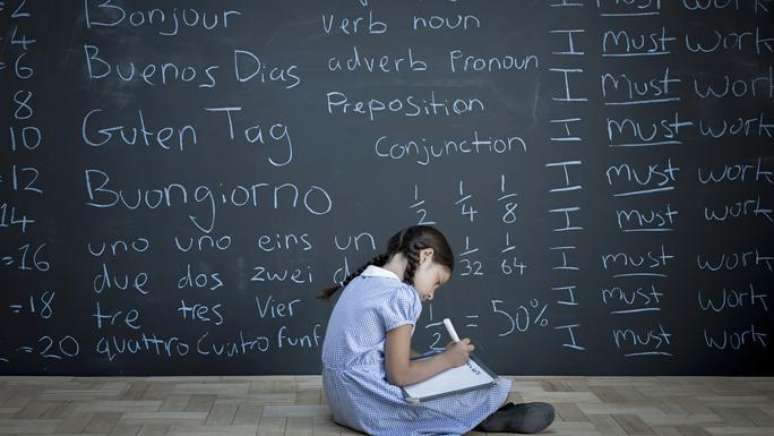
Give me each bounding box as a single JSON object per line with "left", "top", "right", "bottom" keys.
{"left": 0, "top": 376, "right": 771, "bottom": 435}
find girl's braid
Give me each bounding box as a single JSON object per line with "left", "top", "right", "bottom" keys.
{"left": 319, "top": 225, "right": 448, "bottom": 300}
{"left": 401, "top": 238, "right": 423, "bottom": 286}
{"left": 342, "top": 252, "right": 390, "bottom": 289}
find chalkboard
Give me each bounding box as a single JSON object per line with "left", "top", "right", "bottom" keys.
{"left": 1, "top": 0, "right": 772, "bottom": 376}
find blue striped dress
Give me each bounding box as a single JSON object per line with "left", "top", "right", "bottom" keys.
{"left": 321, "top": 265, "right": 512, "bottom": 435}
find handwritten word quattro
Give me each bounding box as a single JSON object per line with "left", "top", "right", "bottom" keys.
{"left": 83, "top": 2, "right": 241, "bottom": 36}
{"left": 698, "top": 283, "right": 769, "bottom": 312}
{"left": 704, "top": 324, "right": 768, "bottom": 350}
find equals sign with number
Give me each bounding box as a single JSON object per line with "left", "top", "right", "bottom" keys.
{"left": 16, "top": 346, "right": 32, "bottom": 353}
{"left": 465, "top": 315, "right": 479, "bottom": 328}
{"left": 0, "top": 2, "right": 5, "bottom": 12}
{"left": 0, "top": 61, "right": 6, "bottom": 72}
{"left": 8, "top": 304, "right": 23, "bottom": 314}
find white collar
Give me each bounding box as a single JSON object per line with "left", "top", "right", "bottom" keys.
{"left": 360, "top": 264, "right": 401, "bottom": 282}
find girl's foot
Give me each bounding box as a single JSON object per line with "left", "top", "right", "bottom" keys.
{"left": 497, "top": 401, "right": 516, "bottom": 412}
{"left": 475, "top": 401, "right": 555, "bottom": 434}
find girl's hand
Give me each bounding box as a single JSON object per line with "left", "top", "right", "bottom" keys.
{"left": 443, "top": 338, "right": 475, "bottom": 368}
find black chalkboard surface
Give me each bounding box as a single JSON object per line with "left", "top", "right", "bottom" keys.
{"left": 1, "top": 0, "right": 772, "bottom": 376}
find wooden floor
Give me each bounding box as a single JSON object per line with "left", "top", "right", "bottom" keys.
{"left": 0, "top": 376, "right": 773, "bottom": 435}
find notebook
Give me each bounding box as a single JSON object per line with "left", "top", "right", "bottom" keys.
{"left": 401, "top": 350, "right": 499, "bottom": 403}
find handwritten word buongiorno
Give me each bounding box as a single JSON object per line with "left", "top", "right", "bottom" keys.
{"left": 83, "top": 169, "right": 334, "bottom": 233}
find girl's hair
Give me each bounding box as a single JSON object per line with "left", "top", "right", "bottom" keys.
{"left": 317, "top": 225, "right": 454, "bottom": 300}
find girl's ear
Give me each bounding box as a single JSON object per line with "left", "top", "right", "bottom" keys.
{"left": 420, "top": 248, "right": 434, "bottom": 265}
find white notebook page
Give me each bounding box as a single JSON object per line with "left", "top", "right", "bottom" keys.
{"left": 403, "top": 357, "right": 495, "bottom": 400}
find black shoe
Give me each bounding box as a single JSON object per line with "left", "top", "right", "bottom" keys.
{"left": 475, "top": 402, "right": 555, "bottom": 434}
{"left": 474, "top": 407, "right": 512, "bottom": 433}
{"left": 497, "top": 401, "right": 516, "bottom": 412}
{"left": 507, "top": 402, "right": 555, "bottom": 434}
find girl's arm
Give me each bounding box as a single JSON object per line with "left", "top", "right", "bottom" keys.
{"left": 384, "top": 324, "right": 472, "bottom": 386}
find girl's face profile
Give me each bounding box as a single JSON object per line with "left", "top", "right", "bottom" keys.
{"left": 414, "top": 248, "right": 451, "bottom": 302}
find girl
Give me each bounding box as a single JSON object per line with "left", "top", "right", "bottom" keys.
{"left": 318, "top": 225, "right": 555, "bottom": 435}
